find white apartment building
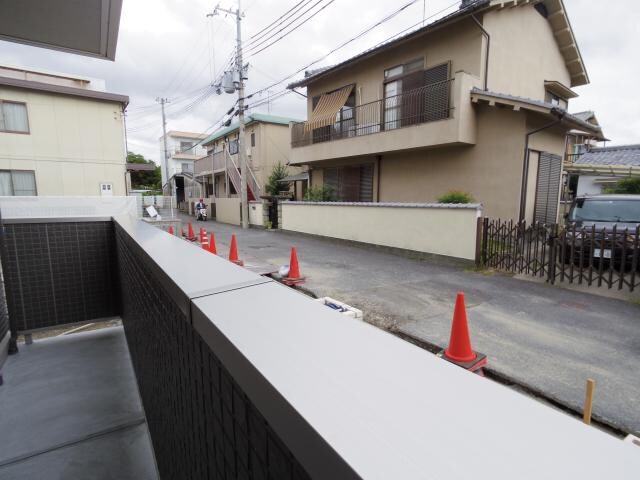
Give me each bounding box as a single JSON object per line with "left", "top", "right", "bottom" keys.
{"left": 159, "top": 131, "right": 208, "bottom": 185}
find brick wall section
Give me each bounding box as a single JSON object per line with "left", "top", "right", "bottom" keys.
{"left": 0, "top": 221, "right": 119, "bottom": 333}
{"left": 115, "top": 224, "right": 311, "bottom": 480}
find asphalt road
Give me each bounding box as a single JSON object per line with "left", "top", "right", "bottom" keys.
{"left": 180, "top": 216, "right": 640, "bottom": 436}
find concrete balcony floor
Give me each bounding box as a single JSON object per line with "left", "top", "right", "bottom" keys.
{"left": 0, "top": 326, "right": 158, "bottom": 480}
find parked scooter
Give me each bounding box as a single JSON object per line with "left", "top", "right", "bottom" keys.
{"left": 195, "top": 199, "right": 207, "bottom": 221}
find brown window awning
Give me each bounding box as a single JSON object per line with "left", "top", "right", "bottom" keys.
{"left": 305, "top": 84, "right": 354, "bottom": 132}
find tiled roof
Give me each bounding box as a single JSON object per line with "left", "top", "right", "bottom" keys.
{"left": 572, "top": 111, "right": 595, "bottom": 122}
{"left": 574, "top": 145, "right": 640, "bottom": 167}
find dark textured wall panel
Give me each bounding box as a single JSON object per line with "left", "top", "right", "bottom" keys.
{"left": 0, "top": 221, "right": 119, "bottom": 333}
{"left": 115, "top": 224, "right": 311, "bottom": 480}
{"left": 0, "top": 260, "right": 9, "bottom": 343}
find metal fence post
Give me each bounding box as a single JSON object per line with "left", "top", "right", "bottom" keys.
{"left": 475, "top": 216, "right": 484, "bottom": 267}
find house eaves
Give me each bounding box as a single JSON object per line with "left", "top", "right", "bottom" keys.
{"left": 0, "top": 75, "right": 129, "bottom": 107}
{"left": 287, "top": 0, "right": 491, "bottom": 90}
{"left": 494, "top": 0, "right": 589, "bottom": 87}
{"left": 0, "top": 0, "right": 123, "bottom": 61}
{"left": 470, "top": 88, "right": 605, "bottom": 140}
{"left": 288, "top": 0, "right": 588, "bottom": 90}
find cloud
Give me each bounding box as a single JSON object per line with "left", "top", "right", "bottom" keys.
{"left": 0, "top": 0, "right": 637, "bottom": 162}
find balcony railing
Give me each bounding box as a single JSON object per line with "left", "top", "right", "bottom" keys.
{"left": 194, "top": 151, "right": 225, "bottom": 176}
{"left": 173, "top": 146, "right": 207, "bottom": 156}
{"left": 291, "top": 79, "right": 454, "bottom": 148}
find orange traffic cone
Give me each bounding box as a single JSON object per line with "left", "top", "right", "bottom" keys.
{"left": 207, "top": 231, "right": 217, "bottom": 254}
{"left": 199, "top": 227, "right": 206, "bottom": 246}
{"left": 168, "top": 226, "right": 174, "bottom": 235}
{"left": 228, "top": 234, "right": 243, "bottom": 266}
{"left": 442, "top": 292, "right": 487, "bottom": 372}
{"left": 283, "top": 247, "right": 305, "bottom": 285}
{"left": 187, "top": 223, "right": 196, "bottom": 241}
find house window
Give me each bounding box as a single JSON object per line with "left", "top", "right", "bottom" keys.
{"left": 0, "top": 170, "right": 37, "bottom": 196}
{"left": 228, "top": 139, "right": 239, "bottom": 155}
{"left": 0, "top": 100, "right": 29, "bottom": 133}
{"left": 323, "top": 164, "right": 374, "bottom": 202}
{"left": 383, "top": 60, "right": 450, "bottom": 128}
{"left": 545, "top": 91, "right": 566, "bottom": 108}
{"left": 180, "top": 141, "right": 194, "bottom": 152}
{"left": 250, "top": 132, "right": 256, "bottom": 147}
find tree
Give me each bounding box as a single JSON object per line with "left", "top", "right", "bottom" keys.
{"left": 603, "top": 177, "right": 640, "bottom": 195}
{"left": 266, "top": 162, "right": 289, "bottom": 196}
{"left": 127, "top": 152, "right": 161, "bottom": 190}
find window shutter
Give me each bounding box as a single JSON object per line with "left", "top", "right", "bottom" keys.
{"left": 400, "top": 71, "right": 425, "bottom": 127}
{"left": 359, "top": 164, "right": 374, "bottom": 202}
{"left": 324, "top": 167, "right": 339, "bottom": 199}
{"left": 534, "top": 152, "right": 562, "bottom": 224}
{"left": 423, "top": 63, "right": 450, "bottom": 121}
{"left": 341, "top": 166, "right": 361, "bottom": 202}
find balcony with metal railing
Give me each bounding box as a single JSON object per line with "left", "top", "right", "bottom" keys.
{"left": 194, "top": 151, "right": 226, "bottom": 177}
{"left": 171, "top": 145, "right": 208, "bottom": 158}
{"left": 289, "top": 71, "right": 479, "bottom": 165}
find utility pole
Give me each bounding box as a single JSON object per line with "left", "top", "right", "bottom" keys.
{"left": 157, "top": 97, "right": 174, "bottom": 216}
{"left": 211, "top": 1, "right": 249, "bottom": 228}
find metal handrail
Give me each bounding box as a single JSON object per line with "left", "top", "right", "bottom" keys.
{"left": 291, "top": 79, "right": 454, "bottom": 148}
{"left": 224, "top": 148, "right": 262, "bottom": 198}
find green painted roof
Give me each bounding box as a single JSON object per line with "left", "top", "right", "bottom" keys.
{"left": 202, "top": 113, "right": 300, "bottom": 146}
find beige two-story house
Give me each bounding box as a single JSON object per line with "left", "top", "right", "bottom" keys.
{"left": 195, "top": 113, "right": 303, "bottom": 202}
{"left": 287, "top": 0, "right": 604, "bottom": 223}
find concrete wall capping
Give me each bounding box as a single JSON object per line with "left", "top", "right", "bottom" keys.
{"left": 284, "top": 201, "right": 483, "bottom": 210}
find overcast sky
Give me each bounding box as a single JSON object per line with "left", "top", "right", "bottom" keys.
{"left": 1, "top": 0, "right": 638, "bottom": 164}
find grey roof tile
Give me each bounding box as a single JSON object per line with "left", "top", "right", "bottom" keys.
{"left": 574, "top": 145, "right": 640, "bottom": 166}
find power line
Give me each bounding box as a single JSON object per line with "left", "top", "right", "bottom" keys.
{"left": 244, "top": 0, "right": 336, "bottom": 58}
{"left": 126, "top": 85, "right": 212, "bottom": 117}
{"left": 244, "top": 0, "right": 317, "bottom": 51}
{"left": 244, "top": 0, "right": 425, "bottom": 100}
{"left": 246, "top": 0, "right": 310, "bottom": 42}
{"left": 159, "top": 21, "right": 210, "bottom": 97}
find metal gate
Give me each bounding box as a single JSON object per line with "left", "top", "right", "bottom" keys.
{"left": 478, "top": 217, "right": 640, "bottom": 292}
{"left": 268, "top": 199, "right": 279, "bottom": 229}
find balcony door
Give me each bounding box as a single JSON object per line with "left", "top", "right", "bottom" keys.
{"left": 383, "top": 60, "right": 450, "bottom": 129}
{"left": 383, "top": 59, "right": 423, "bottom": 130}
